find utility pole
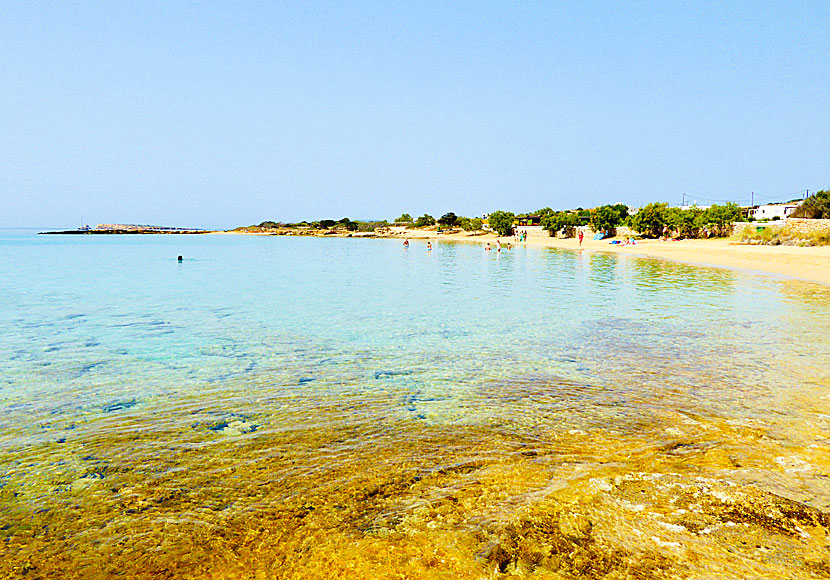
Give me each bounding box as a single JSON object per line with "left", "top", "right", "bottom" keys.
{"left": 682, "top": 193, "right": 685, "bottom": 207}
{"left": 751, "top": 192, "right": 754, "bottom": 207}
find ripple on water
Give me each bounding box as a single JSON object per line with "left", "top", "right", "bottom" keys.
{"left": 3, "top": 236, "right": 830, "bottom": 578}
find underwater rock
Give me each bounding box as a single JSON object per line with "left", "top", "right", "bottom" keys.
{"left": 101, "top": 399, "right": 137, "bottom": 413}
{"left": 79, "top": 362, "right": 106, "bottom": 375}
{"left": 374, "top": 370, "right": 413, "bottom": 380}
{"left": 69, "top": 473, "right": 103, "bottom": 492}
{"left": 206, "top": 418, "right": 259, "bottom": 436}
{"left": 219, "top": 420, "right": 258, "bottom": 436}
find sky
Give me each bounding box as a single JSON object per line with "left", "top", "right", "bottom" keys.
{"left": 1, "top": 1, "right": 828, "bottom": 229}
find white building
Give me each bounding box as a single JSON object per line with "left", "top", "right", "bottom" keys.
{"left": 748, "top": 203, "right": 800, "bottom": 221}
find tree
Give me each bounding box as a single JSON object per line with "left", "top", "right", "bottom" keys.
{"left": 541, "top": 211, "right": 579, "bottom": 237}
{"left": 488, "top": 211, "right": 515, "bottom": 236}
{"left": 589, "top": 205, "right": 621, "bottom": 236}
{"left": 395, "top": 213, "right": 413, "bottom": 224}
{"left": 470, "top": 217, "right": 483, "bottom": 231}
{"left": 791, "top": 190, "right": 830, "bottom": 219}
{"left": 666, "top": 206, "right": 702, "bottom": 238}
{"left": 318, "top": 219, "right": 336, "bottom": 229}
{"left": 337, "top": 217, "right": 358, "bottom": 231}
{"left": 702, "top": 202, "right": 743, "bottom": 236}
{"left": 414, "top": 214, "right": 436, "bottom": 228}
{"left": 611, "top": 203, "right": 630, "bottom": 223}
{"left": 438, "top": 212, "right": 458, "bottom": 227}
{"left": 630, "top": 203, "right": 669, "bottom": 238}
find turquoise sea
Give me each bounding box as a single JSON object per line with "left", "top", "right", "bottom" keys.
{"left": 2, "top": 230, "right": 830, "bottom": 579}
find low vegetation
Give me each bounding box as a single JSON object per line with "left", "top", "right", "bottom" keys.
{"left": 735, "top": 225, "right": 830, "bottom": 246}
{"left": 236, "top": 218, "right": 390, "bottom": 234}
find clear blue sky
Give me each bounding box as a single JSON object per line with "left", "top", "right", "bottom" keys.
{"left": 2, "top": 1, "right": 828, "bottom": 228}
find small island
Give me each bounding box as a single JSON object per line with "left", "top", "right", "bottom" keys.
{"left": 41, "top": 223, "right": 211, "bottom": 235}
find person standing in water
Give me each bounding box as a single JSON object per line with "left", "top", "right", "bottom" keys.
{"left": 485, "top": 242, "right": 491, "bottom": 251}
{"left": 426, "top": 241, "right": 432, "bottom": 251}
{"left": 403, "top": 239, "right": 409, "bottom": 248}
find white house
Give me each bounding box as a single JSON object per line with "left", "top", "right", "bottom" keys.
{"left": 748, "top": 203, "right": 801, "bottom": 221}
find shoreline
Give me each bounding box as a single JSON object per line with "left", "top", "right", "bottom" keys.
{"left": 519, "top": 234, "right": 830, "bottom": 286}
{"left": 52, "top": 226, "right": 830, "bottom": 286}
{"left": 225, "top": 227, "right": 830, "bottom": 285}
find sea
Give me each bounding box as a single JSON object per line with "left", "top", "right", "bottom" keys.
{"left": 2, "top": 230, "right": 830, "bottom": 579}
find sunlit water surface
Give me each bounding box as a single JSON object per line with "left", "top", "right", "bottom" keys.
{"left": 2, "top": 231, "right": 830, "bottom": 579}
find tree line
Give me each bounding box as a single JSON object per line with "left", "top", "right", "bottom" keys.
{"left": 248, "top": 190, "right": 827, "bottom": 238}
{"left": 471, "top": 203, "right": 744, "bottom": 238}
{"left": 394, "top": 212, "right": 483, "bottom": 231}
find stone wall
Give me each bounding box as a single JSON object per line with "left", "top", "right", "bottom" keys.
{"left": 514, "top": 225, "right": 548, "bottom": 237}
{"left": 732, "top": 219, "right": 830, "bottom": 237}
{"left": 786, "top": 218, "right": 830, "bottom": 236}
{"left": 615, "top": 226, "right": 634, "bottom": 238}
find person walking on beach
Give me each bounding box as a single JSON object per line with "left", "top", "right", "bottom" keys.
{"left": 578, "top": 230, "right": 584, "bottom": 246}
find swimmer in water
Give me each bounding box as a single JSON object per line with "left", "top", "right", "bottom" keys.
{"left": 427, "top": 241, "right": 432, "bottom": 251}
{"left": 403, "top": 239, "right": 409, "bottom": 248}
{"left": 485, "top": 242, "right": 491, "bottom": 251}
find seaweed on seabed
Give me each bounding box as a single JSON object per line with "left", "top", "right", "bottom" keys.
{"left": 483, "top": 509, "right": 675, "bottom": 578}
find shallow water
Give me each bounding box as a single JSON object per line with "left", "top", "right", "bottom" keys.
{"left": 2, "top": 231, "right": 830, "bottom": 578}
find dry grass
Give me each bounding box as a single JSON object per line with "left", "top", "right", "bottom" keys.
{"left": 734, "top": 225, "right": 830, "bottom": 246}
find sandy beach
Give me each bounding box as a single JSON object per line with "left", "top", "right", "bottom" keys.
{"left": 378, "top": 227, "right": 830, "bottom": 285}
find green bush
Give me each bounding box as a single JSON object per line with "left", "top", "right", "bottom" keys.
{"left": 791, "top": 190, "right": 830, "bottom": 219}
{"left": 488, "top": 211, "right": 515, "bottom": 236}
{"left": 414, "top": 214, "right": 436, "bottom": 228}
